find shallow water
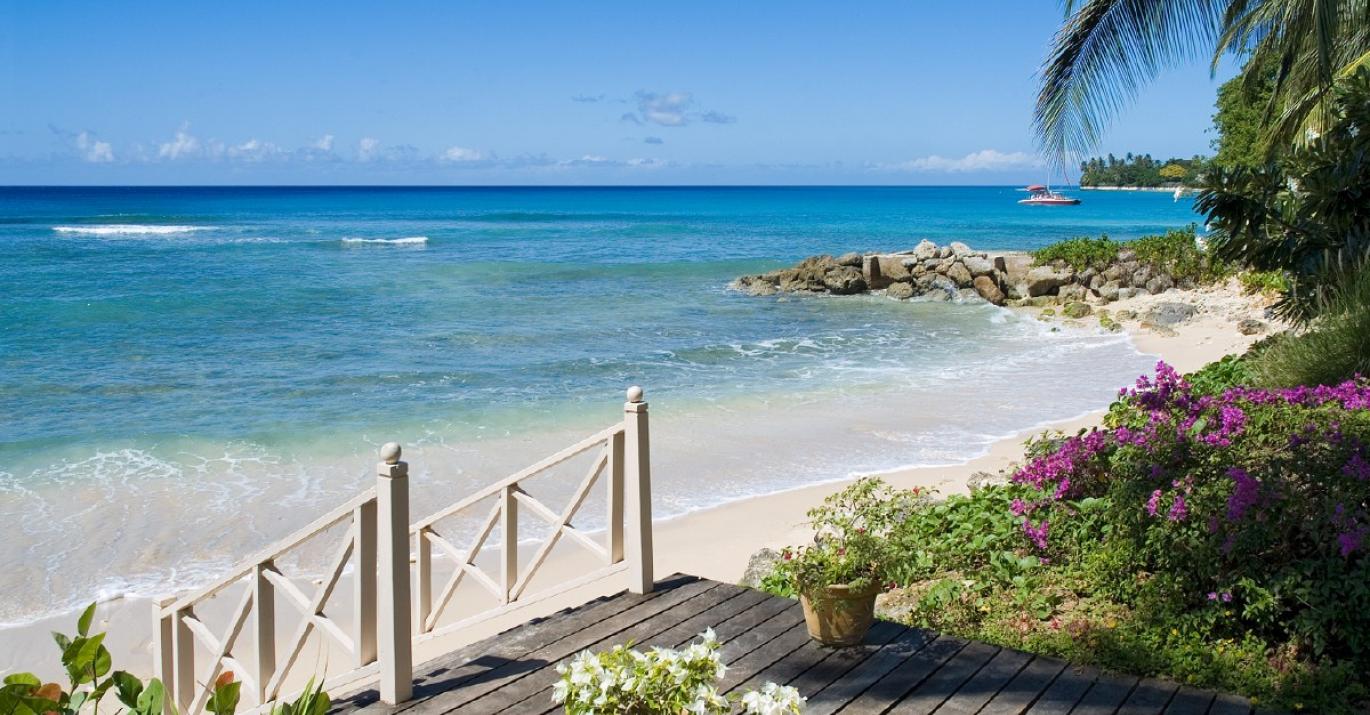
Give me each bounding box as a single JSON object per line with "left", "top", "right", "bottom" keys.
{"left": 0, "top": 186, "right": 1196, "bottom": 624}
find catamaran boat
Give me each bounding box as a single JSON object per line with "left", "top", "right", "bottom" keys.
{"left": 1019, "top": 184, "right": 1082, "bottom": 206}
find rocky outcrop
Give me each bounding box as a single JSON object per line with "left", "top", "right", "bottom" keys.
{"left": 739, "top": 548, "right": 782, "bottom": 589}
{"left": 730, "top": 239, "right": 1207, "bottom": 309}
{"left": 732, "top": 241, "right": 1020, "bottom": 306}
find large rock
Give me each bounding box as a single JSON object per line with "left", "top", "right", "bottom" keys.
{"left": 963, "top": 255, "right": 994, "bottom": 277}
{"left": 886, "top": 282, "right": 915, "bottom": 300}
{"left": 1026, "top": 265, "right": 1073, "bottom": 297}
{"left": 1062, "top": 301, "right": 1092, "bottom": 319}
{"left": 731, "top": 275, "right": 778, "bottom": 296}
{"left": 945, "top": 261, "right": 973, "bottom": 286}
{"left": 823, "top": 266, "right": 867, "bottom": 295}
{"left": 972, "top": 275, "right": 1004, "bottom": 305}
{"left": 948, "top": 241, "right": 975, "bottom": 257}
{"left": 1146, "top": 301, "right": 1198, "bottom": 326}
{"left": 835, "top": 252, "right": 863, "bottom": 267}
{"left": 1238, "top": 318, "right": 1266, "bottom": 335}
{"left": 863, "top": 255, "right": 889, "bottom": 289}
{"left": 912, "top": 240, "right": 938, "bottom": 260}
{"left": 1058, "top": 283, "right": 1089, "bottom": 302}
{"left": 876, "top": 255, "right": 913, "bottom": 283}
{"left": 1098, "top": 280, "right": 1123, "bottom": 302}
{"left": 739, "top": 548, "right": 782, "bottom": 589}
{"left": 1146, "top": 274, "right": 1175, "bottom": 294}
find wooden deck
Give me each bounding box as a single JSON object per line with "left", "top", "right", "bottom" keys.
{"left": 333, "top": 575, "right": 1264, "bottom": 715}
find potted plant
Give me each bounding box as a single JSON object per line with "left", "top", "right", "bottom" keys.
{"left": 779, "top": 478, "right": 912, "bottom": 646}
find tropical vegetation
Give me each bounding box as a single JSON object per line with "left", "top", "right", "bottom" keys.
{"left": 552, "top": 630, "right": 804, "bottom": 714}
{"left": 1078, "top": 153, "right": 1208, "bottom": 187}
{"left": 1030, "top": 225, "right": 1227, "bottom": 285}
{"left": 1035, "top": 0, "right": 1370, "bottom": 159}
{"left": 0, "top": 603, "right": 331, "bottom": 715}
{"left": 757, "top": 354, "right": 1370, "bottom": 712}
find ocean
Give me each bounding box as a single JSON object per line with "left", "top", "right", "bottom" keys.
{"left": 0, "top": 186, "right": 1200, "bottom": 625}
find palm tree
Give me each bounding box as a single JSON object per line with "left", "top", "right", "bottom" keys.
{"left": 1035, "top": 0, "right": 1370, "bottom": 161}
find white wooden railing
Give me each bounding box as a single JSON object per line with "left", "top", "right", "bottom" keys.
{"left": 154, "top": 387, "right": 654, "bottom": 713}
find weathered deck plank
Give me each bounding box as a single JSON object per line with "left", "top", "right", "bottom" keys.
{"left": 332, "top": 576, "right": 1261, "bottom": 715}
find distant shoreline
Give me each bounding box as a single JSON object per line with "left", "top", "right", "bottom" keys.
{"left": 1081, "top": 185, "right": 1194, "bottom": 192}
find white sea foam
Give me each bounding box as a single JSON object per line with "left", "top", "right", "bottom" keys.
{"left": 340, "top": 236, "right": 429, "bottom": 246}
{"left": 53, "top": 224, "right": 211, "bottom": 236}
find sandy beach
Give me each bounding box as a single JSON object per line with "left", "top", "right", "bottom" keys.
{"left": 0, "top": 280, "right": 1276, "bottom": 695}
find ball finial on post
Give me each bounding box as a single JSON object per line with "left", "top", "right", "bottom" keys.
{"left": 379, "top": 442, "right": 402, "bottom": 465}
{"left": 626, "top": 385, "right": 644, "bottom": 404}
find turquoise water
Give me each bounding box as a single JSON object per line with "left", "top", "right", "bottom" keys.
{"left": 0, "top": 186, "right": 1198, "bottom": 623}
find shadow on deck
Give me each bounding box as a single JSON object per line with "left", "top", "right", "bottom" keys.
{"left": 332, "top": 574, "right": 1264, "bottom": 715}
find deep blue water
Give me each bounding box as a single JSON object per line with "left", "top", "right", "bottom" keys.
{"left": 0, "top": 186, "right": 1198, "bottom": 622}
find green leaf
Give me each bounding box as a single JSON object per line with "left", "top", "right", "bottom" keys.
{"left": 112, "top": 671, "right": 144, "bottom": 709}
{"left": 62, "top": 634, "right": 106, "bottom": 685}
{"left": 207, "top": 680, "right": 240, "bottom": 715}
{"left": 135, "top": 679, "right": 166, "bottom": 715}
{"left": 77, "top": 603, "right": 97, "bottom": 637}
{"left": 2, "top": 674, "right": 41, "bottom": 689}
{"left": 51, "top": 632, "right": 71, "bottom": 654}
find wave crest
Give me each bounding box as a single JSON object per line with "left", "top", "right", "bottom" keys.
{"left": 340, "top": 236, "right": 429, "bottom": 246}
{"left": 53, "top": 224, "right": 211, "bottom": 236}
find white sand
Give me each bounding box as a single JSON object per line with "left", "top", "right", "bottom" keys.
{"left": 0, "top": 280, "right": 1278, "bottom": 696}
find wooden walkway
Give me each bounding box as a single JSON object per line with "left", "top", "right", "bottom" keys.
{"left": 333, "top": 575, "right": 1265, "bottom": 715}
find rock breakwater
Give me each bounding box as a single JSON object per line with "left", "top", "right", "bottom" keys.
{"left": 731, "top": 240, "right": 1203, "bottom": 308}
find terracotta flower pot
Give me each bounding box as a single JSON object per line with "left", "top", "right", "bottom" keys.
{"left": 800, "top": 582, "right": 879, "bottom": 646}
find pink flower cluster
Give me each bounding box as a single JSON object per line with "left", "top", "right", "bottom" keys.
{"left": 1009, "top": 361, "right": 1370, "bottom": 556}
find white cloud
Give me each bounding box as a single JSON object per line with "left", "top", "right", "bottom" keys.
{"left": 441, "top": 145, "right": 485, "bottom": 162}
{"left": 313, "top": 134, "right": 334, "bottom": 151}
{"left": 227, "top": 139, "right": 283, "bottom": 162}
{"left": 622, "top": 91, "right": 735, "bottom": 127}
{"left": 880, "top": 149, "right": 1042, "bottom": 173}
{"left": 75, "top": 131, "right": 113, "bottom": 163}
{"left": 158, "top": 124, "right": 201, "bottom": 160}
{"left": 357, "top": 137, "right": 381, "bottom": 161}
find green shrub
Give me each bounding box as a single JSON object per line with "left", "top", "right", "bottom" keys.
{"left": 1032, "top": 235, "right": 1121, "bottom": 272}
{"left": 1128, "top": 226, "right": 1227, "bottom": 284}
{"left": 1250, "top": 267, "right": 1370, "bottom": 388}
{"left": 1238, "top": 270, "right": 1289, "bottom": 296}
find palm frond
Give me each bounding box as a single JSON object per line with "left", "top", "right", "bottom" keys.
{"left": 1035, "top": 0, "right": 1226, "bottom": 161}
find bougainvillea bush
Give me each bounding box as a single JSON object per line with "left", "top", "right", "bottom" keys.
{"left": 758, "top": 359, "right": 1370, "bottom": 711}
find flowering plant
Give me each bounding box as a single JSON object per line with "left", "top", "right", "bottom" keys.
{"left": 1009, "top": 361, "right": 1370, "bottom": 660}
{"left": 551, "top": 629, "right": 803, "bottom": 714}
{"left": 776, "top": 478, "right": 919, "bottom": 597}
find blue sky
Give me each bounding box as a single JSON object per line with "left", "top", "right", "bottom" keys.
{"left": 0, "top": 1, "right": 1236, "bottom": 185}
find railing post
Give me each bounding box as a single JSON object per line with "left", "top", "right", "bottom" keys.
{"left": 252, "top": 563, "right": 276, "bottom": 704}
{"left": 415, "top": 528, "right": 432, "bottom": 635}
{"left": 607, "top": 427, "right": 626, "bottom": 564}
{"left": 174, "top": 607, "right": 196, "bottom": 715}
{"left": 501, "top": 485, "right": 519, "bottom": 603}
{"left": 353, "top": 500, "right": 378, "bottom": 667}
{"left": 623, "top": 386, "right": 654, "bottom": 594}
{"left": 153, "top": 598, "right": 176, "bottom": 715}
{"left": 376, "top": 442, "right": 413, "bottom": 705}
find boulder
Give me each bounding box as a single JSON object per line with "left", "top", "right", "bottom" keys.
{"left": 1131, "top": 266, "right": 1152, "bottom": 288}
{"left": 1146, "top": 301, "right": 1198, "bottom": 326}
{"left": 1062, "top": 301, "right": 1092, "bottom": 319}
{"left": 949, "top": 241, "right": 975, "bottom": 257}
{"left": 862, "top": 255, "right": 889, "bottom": 289}
{"left": 967, "top": 470, "right": 1009, "bottom": 491}
{"left": 1238, "top": 318, "right": 1266, "bottom": 335}
{"left": 937, "top": 245, "right": 953, "bottom": 259}
{"left": 822, "top": 266, "right": 867, "bottom": 295}
{"left": 972, "top": 275, "right": 1005, "bottom": 305}
{"left": 739, "top": 548, "right": 782, "bottom": 589}
{"left": 922, "top": 258, "right": 943, "bottom": 273}
{"left": 730, "top": 275, "right": 778, "bottom": 296}
{"left": 1102, "top": 265, "right": 1126, "bottom": 283}
{"left": 1027, "top": 295, "right": 1058, "bottom": 307}
{"left": 957, "top": 288, "right": 982, "bottom": 302}
{"left": 876, "top": 255, "right": 913, "bottom": 283}
{"left": 1115, "top": 309, "right": 1137, "bottom": 321}
{"left": 912, "top": 240, "right": 939, "bottom": 260}
{"left": 886, "top": 282, "right": 915, "bottom": 300}
{"left": 945, "top": 261, "right": 973, "bottom": 286}
{"left": 998, "top": 254, "right": 1035, "bottom": 285}
{"left": 1088, "top": 274, "right": 1105, "bottom": 290}
{"left": 962, "top": 255, "right": 994, "bottom": 277}
{"left": 835, "top": 252, "right": 863, "bottom": 267}
{"left": 1026, "top": 266, "right": 1073, "bottom": 297}
{"left": 1058, "top": 283, "right": 1089, "bottom": 302}
{"left": 1098, "top": 280, "right": 1122, "bottom": 302}
{"left": 922, "top": 288, "right": 951, "bottom": 302}
{"left": 1146, "top": 274, "right": 1175, "bottom": 294}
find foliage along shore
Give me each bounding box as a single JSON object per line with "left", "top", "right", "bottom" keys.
{"left": 730, "top": 228, "right": 1267, "bottom": 323}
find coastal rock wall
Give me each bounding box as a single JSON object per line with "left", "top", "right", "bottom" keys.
{"left": 731, "top": 240, "right": 1195, "bottom": 308}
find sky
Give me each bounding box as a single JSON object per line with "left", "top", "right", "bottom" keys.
{"left": 0, "top": 1, "right": 1238, "bottom": 185}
